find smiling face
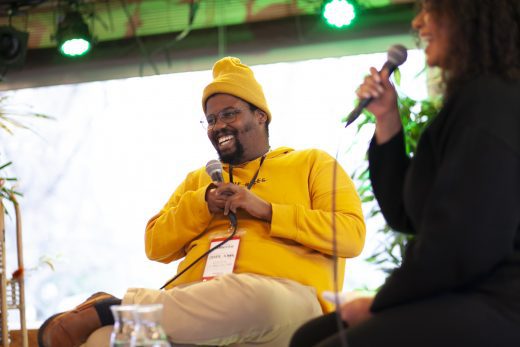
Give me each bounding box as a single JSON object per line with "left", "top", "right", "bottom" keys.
{"left": 205, "top": 93, "right": 269, "bottom": 165}
{"left": 412, "top": 3, "right": 451, "bottom": 68}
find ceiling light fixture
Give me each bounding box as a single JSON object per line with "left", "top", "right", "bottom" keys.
{"left": 0, "top": 26, "right": 29, "bottom": 68}
{"left": 55, "top": 9, "right": 92, "bottom": 57}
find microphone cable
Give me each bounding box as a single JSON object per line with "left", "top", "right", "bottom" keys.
{"left": 160, "top": 218, "right": 237, "bottom": 289}
{"left": 332, "top": 143, "right": 349, "bottom": 347}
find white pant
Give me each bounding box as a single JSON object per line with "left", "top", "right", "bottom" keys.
{"left": 83, "top": 273, "right": 322, "bottom": 346}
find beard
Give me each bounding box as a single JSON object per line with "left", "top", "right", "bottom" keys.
{"left": 217, "top": 140, "right": 244, "bottom": 165}
{"left": 212, "top": 129, "right": 245, "bottom": 165}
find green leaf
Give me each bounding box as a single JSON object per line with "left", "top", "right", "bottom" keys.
{"left": 0, "top": 161, "right": 13, "bottom": 170}
{"left": 393, "top": 67, "right": 401, "bottom": 86}
{"left": 361, "top": 196, "right": 375, "bottom": 203}
{"left": 0, "top": 121, "right": 13, "bottom": 134}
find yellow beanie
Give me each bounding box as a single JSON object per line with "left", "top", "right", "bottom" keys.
{"left": 202, "top": 57, "right": 271, "bottom": 124}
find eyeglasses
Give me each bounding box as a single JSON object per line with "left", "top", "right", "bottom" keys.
{"left": 200, "top": 108, "right": 242, "bottom": 130}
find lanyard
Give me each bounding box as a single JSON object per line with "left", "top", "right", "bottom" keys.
{"left": 229, "top": 155, "right": 266, "bottom": 190}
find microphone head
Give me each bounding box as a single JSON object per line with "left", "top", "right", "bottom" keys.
{"left": 206, "top": 159, "right": 223, "bottom": 182}
{"left": 387, "top": 44, "right": 408, "bottom": 67}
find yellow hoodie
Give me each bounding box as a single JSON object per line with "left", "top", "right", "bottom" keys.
{"left": 145, "top": 147, "right": 365, "bottom": 312}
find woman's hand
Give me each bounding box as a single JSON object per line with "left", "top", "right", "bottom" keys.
{"left": 340, "top": 294, "right": 374, "bottom": 327}
{"left": 356, "top": 68, "right": 401, "bottom": 144}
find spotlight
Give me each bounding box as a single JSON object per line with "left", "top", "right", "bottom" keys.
{"left": 55, "top": 10, "right": 92, "bottom": 57}
{"left": 0, "top": 26, "right": 28, "bottom": 68}
{"left": 322, "top": 0, "right": 357, "bottom": 28}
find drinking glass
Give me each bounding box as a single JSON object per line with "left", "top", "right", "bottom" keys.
{"left": 132, "top": 304, "right": 171, "bottom": 347}
{"left": 109, "top": 305, "right": 139, "bottom": 347}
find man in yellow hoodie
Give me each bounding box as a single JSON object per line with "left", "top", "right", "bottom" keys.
{"left": 38, "top": 57, "right": 365, "bottom": 347}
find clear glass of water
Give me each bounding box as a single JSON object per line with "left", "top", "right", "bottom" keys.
{"left": 109, "top": 305, "right": 139, "bottom": 347}
{"left": 132, "top": 304, "right": 171, "bottom": 347}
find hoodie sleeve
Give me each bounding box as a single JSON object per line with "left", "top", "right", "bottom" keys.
{"left": 144, "top": 170, "right": 214, "bottom": 263}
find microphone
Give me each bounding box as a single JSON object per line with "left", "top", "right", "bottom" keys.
{"left": 206, "top": 159, "right": 224, "bottom": 183}
{"left": 205, "top": 159, "right": 237, "bottom": 226}
{"left": 345, "top": 44, "right": 408, "bottom": 127}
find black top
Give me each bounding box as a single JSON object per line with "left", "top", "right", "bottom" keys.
{"left": 368, "top": 75, "right": 520, "bottom": 314}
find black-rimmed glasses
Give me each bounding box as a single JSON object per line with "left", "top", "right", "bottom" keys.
{"left": 200, "top": 108, "right": 242, "bottom": 130}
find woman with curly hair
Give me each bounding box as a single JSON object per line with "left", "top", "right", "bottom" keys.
{"left": 290, "top": 0, "right": 520, "bottom": 346}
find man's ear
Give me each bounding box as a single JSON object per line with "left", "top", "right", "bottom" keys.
{"left": 255, "top": 109, "right": 268, "bottom": 124}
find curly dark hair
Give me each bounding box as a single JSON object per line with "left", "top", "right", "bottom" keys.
{"left": 421, "top": 0, "right": 520, "bottom": 97}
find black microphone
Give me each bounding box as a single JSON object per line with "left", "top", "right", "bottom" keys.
{"left": 345, "top": 44, "right": 408, "bottom": 128}
{"left": 205, "top": 159, "right": 237, "bottom": 226}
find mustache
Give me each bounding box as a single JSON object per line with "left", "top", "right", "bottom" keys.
{"left": 211, "top": 128, "right": 237, "bottom": 142}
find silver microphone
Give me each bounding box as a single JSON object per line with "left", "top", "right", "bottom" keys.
{"left": 206, "top": 159, "right": 224, "bottom": 183}
{"left": 205, "top": 159, "right": 237, "bottom": 226}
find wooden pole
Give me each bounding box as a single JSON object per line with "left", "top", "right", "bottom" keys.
{"left": 0, "top": 201, "right": 9, "bottom": 347}
{"left": 13, "top": 196, "right": 28, "bottom": 347}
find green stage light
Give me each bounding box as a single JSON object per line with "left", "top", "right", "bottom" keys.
{"left": 322, "top": 0, "right": 356, "bottom": 28}
{"left": 60, "top": 37, "right": 90, "bottom": 56}
{"left": 56, "top": 10, "right": 92, "bottom": 57}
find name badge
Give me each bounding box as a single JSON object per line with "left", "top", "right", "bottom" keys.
{"left": 202, "top": 237, "right": 240, "bottom": 280}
